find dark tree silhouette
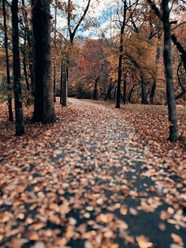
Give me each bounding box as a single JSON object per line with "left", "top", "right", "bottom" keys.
{"left": 32, "top": 0, "right": 56, "bottom": 123}
{"left": 162, "top": 0, "right": 178, "bottom": 142}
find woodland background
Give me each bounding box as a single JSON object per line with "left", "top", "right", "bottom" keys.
{"left": 0, "top": 0, "right": 186, "bottom": 139}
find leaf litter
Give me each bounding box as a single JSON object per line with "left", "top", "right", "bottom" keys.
{"left": 0, "top": 98, "right": 186, "bottom": 248}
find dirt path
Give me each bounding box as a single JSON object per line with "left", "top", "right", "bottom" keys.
{"left": 0, "top": 98, "right": 186, "bottom": 248}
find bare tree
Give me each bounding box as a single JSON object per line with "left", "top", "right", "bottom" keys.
{"left": 60, "top": 0, "right": 92, "bottom": 106}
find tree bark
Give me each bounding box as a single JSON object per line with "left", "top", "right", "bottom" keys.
{"left": 32, "top": 0, "right": 56, "bottom": 123}
{"left": 3, "top": 0, "right": 13, "bottom": 122}
{"left": 11, "top": 0, "right": 25, "bottom": 135}
{"left": 162, "top": 0, "right": 178, "bottom": 142}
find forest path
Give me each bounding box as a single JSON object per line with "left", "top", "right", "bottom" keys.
{"left": 0, "top": 98, "right": 186, "bottom": 248}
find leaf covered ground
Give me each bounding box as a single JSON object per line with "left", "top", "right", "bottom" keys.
{"left": 0, "top": 98, "right": 186, "bottom": 248}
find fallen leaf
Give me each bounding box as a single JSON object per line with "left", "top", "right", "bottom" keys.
{"left": 55, "top": 237, "right": 68, "bottom": 246}
{"left": 34, "top": 241, "right": 45, "bottom": 248}
{"left": 136, "top": 235, "right": 155, "bottom": 248}
{"left": 84, "top": 241, "right": 94, "bottom": 248}
{"left": 120, "top": 205, "right": 128, "bottom": 215}
{"left": 170, "top": 244, "right": 184, "bottom": 248}
{"left": 158, "top": 222, "right": 166, "bottom": 231}
{"left": 171, "top": 233, "right": 183, "bottom": 246}
{"left": 129, "top": 207, "right": 138, "bottom": 216}
{"left": 24, "top": 231, "right": 39, "bottom": 241}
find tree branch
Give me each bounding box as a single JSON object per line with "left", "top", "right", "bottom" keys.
{"left": 68, "top": 0, "right": 91, "bottom": 43}
{"left": 147, "top": 0, "right": 186, "bottom": 71}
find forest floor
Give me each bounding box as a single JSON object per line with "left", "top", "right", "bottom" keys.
{"left": 0, "top": 98, "right": 186, "bottom": 248}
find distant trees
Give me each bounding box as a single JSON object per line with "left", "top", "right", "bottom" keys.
{"left": 52, "top": 0, "right": 92, "bottom": 106}
{"left": 73, "top": 39, "right": 106, "bottom": 99}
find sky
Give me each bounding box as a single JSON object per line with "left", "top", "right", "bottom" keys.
{"left": 54, "top": 0, "right": 120, "bottom": 39}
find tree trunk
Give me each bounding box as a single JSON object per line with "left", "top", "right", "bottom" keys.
{"left": 150, "top": 31, "right": 161, "bottom": 104}
{"left": 11, "top": 0, "right": 25, "bottom": 135}
{"left": 147, "top": 0, "right": 186, "bottom": 74}
{"left": 53, "top": 0, "right": 57, "bottom": 103}
{"left": 162, "top": 0, "right": 178, "bottom": 142}
{"left": 116, "top": 53, "right": 122, "bottom": 108}
{"left": 123, "top": 74, "right": 127, "bottom": 104}
{"left": 60, "top": 64, "right": 62, "bottom": 105}
{"left": 21, "top": 0, "right": 35, "bottom": 97}
{"left": 32, "top": 0, "right": 56, "bottom": 123}
{"left": 150, "top": 83, "right": 156, "bottom": 104}
{"left": 22, "top": 49, "right": 30, "bottom": 92}
{"left": 128, "top": 82, "right": 140, "bottom": 103}
{"left": 141, "top": 79, "right": 148, "bottom": 104}
{"left": 64, "top": 0, "right": 91, "bottom": 106}
{"left": 104, "top": 82, "right": 115, "bottom": 101}
{"left": 93, "top": 76, "right": 99, "bottom": 100}
{"left": 53, "top": 65, "right": 56, "bottom": 102}
{"left": 3, "top": 0, "right": 13, "bottom": 122}
{"left": 60, "top": 64, "right": 67, "bottom": 106}
{"left": 62, "top": 67, "right": 67, "bottom": 107}
{"left": 128, "top": 85, "right": 135, "bottom": 103}
{"left": 171, "top": 34, "right": 186, "bottom": 71}
{"left": 116, "top": 0, "right": 127, "bottom": 108}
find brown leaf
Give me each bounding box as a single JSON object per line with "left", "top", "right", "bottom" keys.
{"left": 84, "top": 241, "right": 94, "bottom": 248}
{"left": 55, "top": 237, "right": 68, "bottom": 246}
{"left": 34, "top": 241, "right": 45, "bottom": 248}
{"left": 171, "top": 233, "right": 184, "bottom": 246}
{"left": 120, "top": 205, "right": 128, "bottom": 215}
{"left": 136, "top": 235, "right": 155, "bottom": 248}
{"left": 129, "top": 207, "right": 138, "bottom": 216}
{"left": 24, "top": 231, "right": 39, "bottom": 241}
{"left": 158, "top": 223, "right": 166, "bottom": 231}
{"left": 31, "top": 222, "right": 46, "bottom": 231}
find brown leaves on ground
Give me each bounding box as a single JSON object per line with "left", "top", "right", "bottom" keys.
{"left": 120, "top": 103, "right": 186, "bottom": 179}
{"left": 0, "top": 98, "right": 186, "bottom": 248}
